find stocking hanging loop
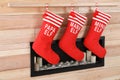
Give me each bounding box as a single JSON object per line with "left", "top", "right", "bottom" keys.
{"left": 45, "top": 3, "right": 49, "bottom": 10}
{"left": 71, "top": 3, "right": 74, "bottom": 11}
{"left": 95, "top": 2, "right": 98, "bottom": 10}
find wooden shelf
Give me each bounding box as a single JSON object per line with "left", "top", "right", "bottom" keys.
{"left": 8, "top": 2, "right": 118, "bottom": 8}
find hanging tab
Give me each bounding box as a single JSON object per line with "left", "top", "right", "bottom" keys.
{"left": 95, "top": 2, "right": 98, "bottom": 10}
{"left": 45, "top": 3, "right": 49, "bottom": 10}
{"left": 71, "top": 3, "right": 74, "bottom": 11}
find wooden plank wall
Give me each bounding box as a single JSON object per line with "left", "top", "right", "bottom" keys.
{"left": 0, "top": 0, "right": 120, "bottom": 80}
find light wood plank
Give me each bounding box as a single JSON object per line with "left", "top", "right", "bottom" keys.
{"left": 0, "top": 50, "right": 120, "bottom": 71}
{"left": 0, "top": 43, "right": 29, "bottom": 51}
{"left": 0, "top": 54, "right": 30, "bottom": 71}
{"left": 0, "top": 0, "right": 119, "bottom": 80}
{"left": 0, "top": 28, "right": 35, "bottom": 44}
{"left": 0, "top": 0, "right": 120, "bottom": 13}
{"left": 105, "top": 56, "right": 120, "bottom": 67}
{"left": 0, "top": 44, "right": 120, "bottom": 57}
{"left": 0, "top": 38, "right": 120, "bottom": 51}
{"left": 0, "top": 66, "right": 120, "bottom": 80}
{"left": 0, "top": 49, "right": 29, "bottom": 57}
{"left": 106, "top": 45, "right": 120, "bottom": 57}
{"left": 0, "top": 0, "right": 119, "bottom": 4}
{"left": 0, "top": 24, "right": 119, "bottom": 44}
{"left": 0, "top": 12, "right": 120, "bottom": 30}
{"left": 106, "top": 40, "right": 120, "bottom": 47}
{"left": 102, "top": 75, "right": 120, "bottom": 80}
{"left": 0, "top": 42, "right": 119, "bottom": 56}
{"left": 0, "top": 6, "right": 120, "bottom": 15}
{"left": 0, "top": 14, "right": 43, "bottom": 30}
{"left": 8, "top": 2, "right": 118, "bottom": 7}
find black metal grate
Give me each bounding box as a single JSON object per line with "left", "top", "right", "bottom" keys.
{"left": 30, "top": 36, "right": 105, "bottom": 77}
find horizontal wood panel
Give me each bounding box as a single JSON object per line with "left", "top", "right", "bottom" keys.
{"left": 0, "top": 49, "right": 29, "bottom": 57}
{"left": 105, "top": 56, "right": 120, "bottom": 68}
{"left": 0, "top": 14, "right": 42, "bottom": 30}
{"left": 0, "top": 6, "right": 120, "bottom": 15}
{"left": 0, "top": 0, "right": 119, "bottom": 3}
{"left": 0, "top": 46, "right": 119, "bottom": 71}
{"left": 0, "top": 22, "right": 120, "bottom": 50}
{"left": 0, "top": 12, "right": 120, "bottom": 30}
{"left": 0, "top": 0, "right": 120, "bottom": 79}
{"left": 0, "top": 64, "right": 120, "bottom": 80}
{"left": 106, "top": 46, "right": 120, "bottom": 57}
{"left": 0, "top": 44, "right": 120, "bottom": 57}
{"left": 0, "top": 54, "right": 30, "bottom": 71}
{"left": 106, "top": 40, "right": 120, "bottom": 47}
{"left": 102, "top": 75, "right": 120, "bottom": 80}
{"left": 0, "top": 29, "right": 35, "bottom": 44}
{"left": 0, "top": 0, "right": 119, "bottom": 13}
{"left": 0, "top": 24, "right": 119, "bottom": 44}
{"left": 0, "top": 43, "right": 29, "bottom": 51}
{"left": 0, "top": 39, "right": 120, "bottom": 51}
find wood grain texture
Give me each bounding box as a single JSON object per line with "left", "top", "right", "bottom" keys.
{"left": 8, "top": 2, "right": 118, "bottom": 7}
{"left": 0, "top": 24, "right": 119, "bottom": 44}
{"left": 0, "top": 43, "right": 29, "bottom": 51}
{"left": 106, "top": 46, "right": 120, "bottom": 57}
{"left": 0, "top": 46, "right": 120, "bottom": 71}
{"left": 0, "top": 64, "right": 119, "bottom": 80}
{"left": 0, "top": 0, "right": 120, "bottom": 13}
{"left": 0, "top": 12, "right": 120, "bottom": 30}
{"left": 0, "top": 37, "right": 120, "bottom": 51}
{"left": 0, "top": 54, "right": 30, "bottom": 71}
{"left": 102, "top": 75, "right": 120, "bottom": 80}
{"left": 0, "top": 44, "right": 119, "bottom": 57}
{"left": 0, "top": 28, "right": 35, "bottom": 44}
{"left": 0, "top": 0, "right": 120, "bottom": 79}
{"left": 0, "top": 49, "right": 29, "bottom": 57}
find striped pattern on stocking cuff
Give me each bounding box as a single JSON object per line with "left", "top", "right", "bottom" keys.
{"left": 68, "top": 11, "right": 87, "bottom": 27}
{"left": 93, "top": 9, "right": 111, "bottom": 25}
{"left": 43, "top": 10, "right": 64, "bottom": 28}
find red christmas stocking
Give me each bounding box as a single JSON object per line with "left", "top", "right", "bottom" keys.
{"left": 84, "top": 9, "right": 111, "bottom": 58}
{"left": 32, "top": 10, "right": 64, "bottom": 64}
{"left": 59, "top": 10, "right": 87, "bottom": 61}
